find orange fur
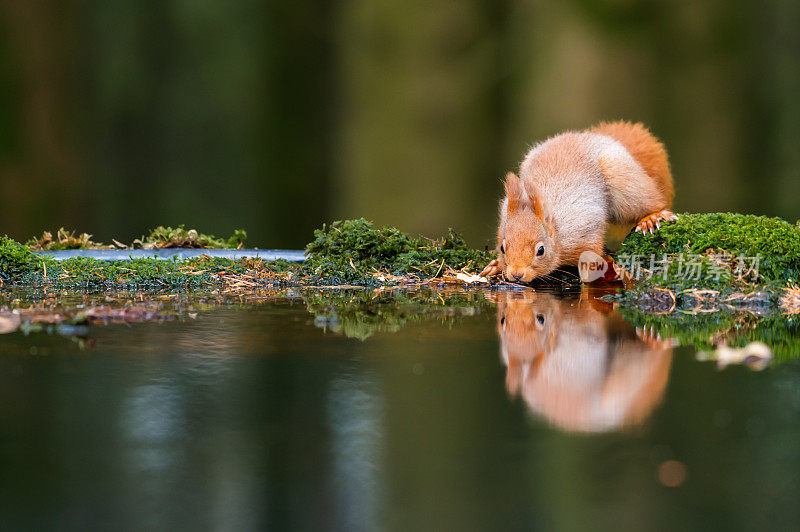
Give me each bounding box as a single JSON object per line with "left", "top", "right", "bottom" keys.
{"left": 591, "top": 120, "right": 674, "bottom": 205}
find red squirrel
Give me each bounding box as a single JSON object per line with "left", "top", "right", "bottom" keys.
{"left": 480, "top": 121, "right": 676, "bottom": 283}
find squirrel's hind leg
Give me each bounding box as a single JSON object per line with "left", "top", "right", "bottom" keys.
{"left": 598, "top": 148, "right": 674, "bottom": 234}
{"left": 634, "top": 210, "right": 678, "bottom": 234}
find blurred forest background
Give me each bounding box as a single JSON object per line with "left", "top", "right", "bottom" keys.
{"left": 0, "top": 0, "right": 798, "bottom": 248}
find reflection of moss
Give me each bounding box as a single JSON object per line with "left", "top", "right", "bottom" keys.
{"left": 619, "top": 306, "right": 800, "bottom": 362}
{"left": 304, "top": 288, "right": 491, "bottom": 340}
{"left": 0, "top": 288, "right": 281, "bottom": 345}
{"left": 0, "top": 287, "right": 493, "bottom": 344}
{"left": 304, "top": 218, "right": 494, "bottom": 286}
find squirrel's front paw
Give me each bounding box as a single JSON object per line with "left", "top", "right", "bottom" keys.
{"left": 479, "top": 259, "right": 502, "bottom": 278}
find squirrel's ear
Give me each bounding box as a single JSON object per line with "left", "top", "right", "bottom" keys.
{"left": 530, "top": 193, "right": 545, "bottom": 220}
{"left": 529, "top": 189, "right": 556, "bottom": 237}
{"left": 543, "top": 208, "right": 555, "bottom": 238}
{"left": 528, "top": 187, "right": 549, "bottom": 221}
{"left": 504, "top": 172, "right": 523, "bottom": 213}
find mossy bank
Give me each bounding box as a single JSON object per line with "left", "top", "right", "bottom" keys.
{"left": 3, "top": 213, "right": 799, "bottom": 300}
{"left": 611, "top": 212, "right": 800, "bottom": 312}
{"left": 1, "top": 219, "right": 493, "bottom": 290}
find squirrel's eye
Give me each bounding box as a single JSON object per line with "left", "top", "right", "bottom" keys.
{"left": 500, "top": 243, "right": 505, "bottom": 254}
{"left": 500, "top": 316, "right": 506, "bottom": 326}
{"left": 536, "top": 314, "right": 545, "bottom": 325}
{"left": 536, "top": 245, "right": 544, "bottom": 256}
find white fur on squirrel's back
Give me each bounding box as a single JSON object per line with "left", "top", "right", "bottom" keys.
{"left": 518, "top": 128, "right": 668, "bottom": 242}
{"left": 518, "top": 132, "right": 616, "bottom": 259}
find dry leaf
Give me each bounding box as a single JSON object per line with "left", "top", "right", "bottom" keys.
{"left": 455, "top": 272, "right": 489, "bottom": 284}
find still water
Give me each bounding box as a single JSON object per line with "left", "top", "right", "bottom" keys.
{"left": 0, "top": 288, "right": 798, "bottom": 530}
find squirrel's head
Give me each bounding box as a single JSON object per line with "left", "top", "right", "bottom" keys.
{"left": 497, "top": 172, "right": 559, "bottom": 283}
{"left": 495, "top": 291, "right": 559, "bottom": 392}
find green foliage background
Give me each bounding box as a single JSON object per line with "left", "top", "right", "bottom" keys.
{"left": 0, "top": 1, "right": 799, "bottom": 248}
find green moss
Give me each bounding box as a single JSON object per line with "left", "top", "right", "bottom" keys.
{"left": 135, "top": 225, "right": 247, "bottom": 249}
{"left": 5, "top": 253, "right": 298, "bottom": 291}
{"left": 611, "top": 213, "right": 800, "bottom": 309}
{"left": 0, "top": 237, "right": 41, "bottom": 282}
{"left": 4, "top": 213, "right": 799, "bottom": 295}
{"left": 26, "top": 228, "right": 111, "bottom": 251}
{"left": 616, "top": 213, "right": 800, "bottom": 285}
{"left": 2, "top": 219, "right": 494, "bottom": 289}
{"left": 611, "top": 212, "right": 800, "bottom": 357}
{"left": 25, "top": 226, "right": 248, "bottom": 251}
{"left": 304, "top": 218, "right": 494, "bottom": 286}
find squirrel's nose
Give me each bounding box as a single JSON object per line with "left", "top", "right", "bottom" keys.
{"left": 508, "top": 269, "right": 524, "bottom": 281}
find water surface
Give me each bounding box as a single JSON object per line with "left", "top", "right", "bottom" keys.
{"left": 0, "top": 288, "right": 798, "bottom": 530}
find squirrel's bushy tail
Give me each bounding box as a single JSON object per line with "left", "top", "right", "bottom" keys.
{"left": 591, "top": 120, "right": 674, "bottom": 204}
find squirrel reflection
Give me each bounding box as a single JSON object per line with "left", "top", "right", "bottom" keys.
{"left": 494, "top": 290, "right": 672, "bottom": 433}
